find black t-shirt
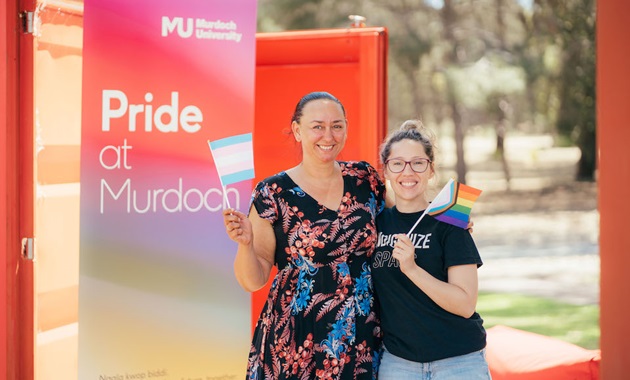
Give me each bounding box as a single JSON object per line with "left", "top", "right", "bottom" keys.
{"left": 372, "top": 206, "right": 487, "bottom": 363}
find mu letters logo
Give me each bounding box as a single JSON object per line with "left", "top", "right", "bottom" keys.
{"left": 161, "top": 17, "right": 193, "bottom": 38}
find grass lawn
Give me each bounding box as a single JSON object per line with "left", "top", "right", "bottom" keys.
{"left": 477, "top": 292, "right": 600, "bottom": 350}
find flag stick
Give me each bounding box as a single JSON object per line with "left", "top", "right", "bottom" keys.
{"left": 221, "top": 186, "right": 232, "bottom": 209}
{"left": 407, "top": 209, "right": 429, "bottom": 236}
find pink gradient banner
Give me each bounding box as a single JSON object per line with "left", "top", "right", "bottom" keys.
{"left": 79, "top": 0, "right": 256, "bottom": 379}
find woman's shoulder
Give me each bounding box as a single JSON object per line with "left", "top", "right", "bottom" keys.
{"left": 255, "top": 171, "right": 292, "bottom": 191}
{"left": 260, "top": 170, "right": 288, "bottom": 183}
{"left": 339, "top": 160, "right": 378, "bottom": 175}
{"left": 427, "top": 215, "right": 477, "bottom": 241}
{"left": 340, "top": 161, "right": 385, "bottom": 206}
{"left": 340, "top": 160, "right": 373, "bottom": 169}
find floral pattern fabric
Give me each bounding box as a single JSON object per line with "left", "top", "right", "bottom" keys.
{"left": 247, "top": 161, "right": 386, "bottom": 380}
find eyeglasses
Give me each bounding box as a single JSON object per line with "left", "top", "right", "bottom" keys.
{"left": 385, "top": 158, "right": 432, "bottom": 173}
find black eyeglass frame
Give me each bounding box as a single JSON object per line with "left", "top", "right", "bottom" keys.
{"left": 385, "top": 158, "right": 432, "bottom": 173}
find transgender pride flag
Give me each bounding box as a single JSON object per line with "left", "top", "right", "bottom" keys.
{"left": 208, "top": 132, "right": 255, "bottom": 187}
{"left": 407, "top": 178, "right": 482, "bottom": 234}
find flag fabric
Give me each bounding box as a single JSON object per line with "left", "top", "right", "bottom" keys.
{"left": 207, "top": 133, "right": 255, "bottom": 186}
{"left": 427, "top": 178, "right": 482, "bottom": 229}
{"left": 407, "top": 178, "right": 482, "bottom": 235}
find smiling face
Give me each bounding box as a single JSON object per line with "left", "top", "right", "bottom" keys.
{"left": 384, "top": 139, "right": 434, "bottom": 209}
{"left": 292, "top": 98, "right": 347, "bottom": 164}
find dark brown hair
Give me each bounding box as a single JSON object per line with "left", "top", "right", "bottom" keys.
{"left": 291, "top": 92, "right": 346, "bottom": 124}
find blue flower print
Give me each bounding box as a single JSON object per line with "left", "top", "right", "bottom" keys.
{"left": 337, "top": 261, "right": 350, "bottom": 278}
{"left": 366, "top": 192, "right": 384, "bottom": 219}
{"left": 353, "top": 263, "right": 373, "bottom": 316}
{"left": 288, "top": 186, "right": 306, "bottom": 197}
{"left": 321, "top": 305, "right": 356, "bottom": 358}
{"left": 289, "top": 255, "right": 318, "bottom": 315}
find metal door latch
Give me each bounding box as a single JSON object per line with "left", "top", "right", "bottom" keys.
{"left": 21, "top": 237, "right": 34, "bottom": 260}
{"left": 20, "top": 10, "right": 34, "bottom": 34}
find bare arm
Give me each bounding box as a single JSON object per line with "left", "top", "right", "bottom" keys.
{"left": 393, "top": 234, "right": 479, "bottom": 318}
{"left": 223, "top": 206, "right": 276, "bottom": 292}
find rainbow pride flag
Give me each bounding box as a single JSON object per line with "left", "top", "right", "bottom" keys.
{"left": 407, "top": 178, "right": 482, "bottom": 234}
{"left": 427, "top": 178, "right": 482, "bottom": 229}
{"left": 207, "top": 133, "right": 255, "bottom": 187}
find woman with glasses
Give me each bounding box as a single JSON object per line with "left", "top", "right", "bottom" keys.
{"left": 372, "top": 120, "right": 491, "bottom": 379}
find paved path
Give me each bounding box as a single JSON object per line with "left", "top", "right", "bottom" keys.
{"left": 473, "top": 210, "right": 599, "bottom": 305}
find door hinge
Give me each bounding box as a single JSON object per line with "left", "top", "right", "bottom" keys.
{"left": 20, "top": 10, "right": 34, "bottom": 34}
{"left": 21, "top": 237, "right": 35, "bottom": 261}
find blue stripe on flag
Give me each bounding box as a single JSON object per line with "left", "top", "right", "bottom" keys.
{"left": 209, "top": 133, "right": 252, "bottom": 150}
{"left": 221, "top": 169, "right": 255, "bottom": 186}
{"left": 438, "top": 208, "right": 469, "bottom": 220}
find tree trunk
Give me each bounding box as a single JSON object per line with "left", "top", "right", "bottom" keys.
{"left": 442, "top": 0, "right": 467, "bottom": 184}
{"left": 451, "top": 97, "right": 467, "bottom": 183}
{"left": 576, "top": 126, "right": 596, "bottom": 181}
{"left": 496, "top": 99, "right": 512, "bottom": 189}
{"left": 496, "top": 120, "right": 511, "bottom": 190}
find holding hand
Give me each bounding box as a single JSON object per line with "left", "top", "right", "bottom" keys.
{"left": 392, "top": 234, "right": 417, "bottom": 274}
{"left": 222, "top": 208, "right": 253, "bottom": 245}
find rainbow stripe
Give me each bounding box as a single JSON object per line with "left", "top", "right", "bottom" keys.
{"left": 427, "top": 178, "right": 482, "bottom": 229}
{"left": 208, "top": 133, "right": 255, "bottom": 186}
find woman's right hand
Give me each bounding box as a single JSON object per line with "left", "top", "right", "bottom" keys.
{"left": 222, "top": 208, "right": 253, "bottom": 245}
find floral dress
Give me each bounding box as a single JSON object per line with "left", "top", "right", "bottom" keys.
{"left": 247, "top": 161, "right": 386, "bottom": 380}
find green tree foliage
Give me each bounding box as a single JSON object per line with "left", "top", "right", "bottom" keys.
{"left": 256, "top": 0, "right": 596, "bottom": 181}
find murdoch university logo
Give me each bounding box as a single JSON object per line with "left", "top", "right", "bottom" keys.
{"left": 162, "top": 17, "right": 193, "bottom": 38}
{"left": 161, "top": 16, "right": 243, "bottom": 42}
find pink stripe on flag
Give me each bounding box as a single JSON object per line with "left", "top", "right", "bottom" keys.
{"left": 218, "top": 160, "right": 254, "bottom": 176}
{"left": 212, "top": 141, "right": 252, "bottom": 157}
{"left": 214, "top": 151, "right": 253, "bottom": 167}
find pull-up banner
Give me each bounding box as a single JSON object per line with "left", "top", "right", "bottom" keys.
{"left": 79, "top": 1, "right": 256, "bottom": 379}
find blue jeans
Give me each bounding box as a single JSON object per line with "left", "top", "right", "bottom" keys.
{"left": 378, "top": 345, "right": 492, "bottom": 380}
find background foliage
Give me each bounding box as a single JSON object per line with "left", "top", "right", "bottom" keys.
{"left": 256, "top": 0, "right": 596, "bottom": 183}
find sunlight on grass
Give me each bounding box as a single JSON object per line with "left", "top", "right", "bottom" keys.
{"left": 477, "top": 292, "right": 600, "bottom": 350}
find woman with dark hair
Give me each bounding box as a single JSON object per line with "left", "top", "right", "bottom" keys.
{"left": 223, "top": 92, "right": 386, "bottom": 379}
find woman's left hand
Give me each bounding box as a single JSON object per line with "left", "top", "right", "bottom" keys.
{"left": 392, "top": 234, "right": 417, "bottom": 274}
